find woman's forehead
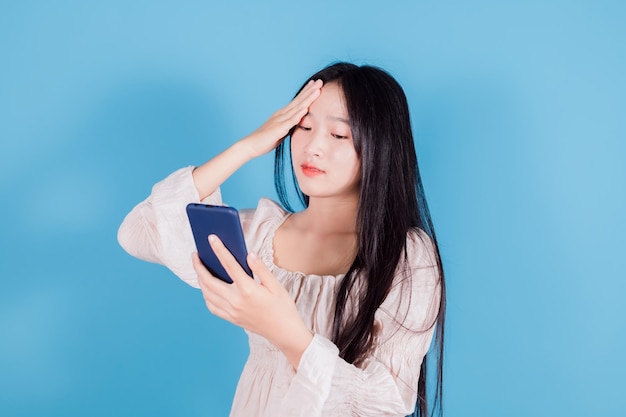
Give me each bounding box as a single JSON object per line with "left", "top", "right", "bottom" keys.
{"left": 306, "top": 82, "right": 349, "bottom": 121}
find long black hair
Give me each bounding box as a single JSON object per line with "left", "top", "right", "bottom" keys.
{"left": 274, "top": 62, "right": 446, "bottom": 417}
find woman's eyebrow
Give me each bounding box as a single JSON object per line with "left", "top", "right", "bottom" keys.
{"left": 330, "top": 116, "right": 350, "bottom": 124}
{"left": 306, "top": 112, "right": 350, "bottom": 124}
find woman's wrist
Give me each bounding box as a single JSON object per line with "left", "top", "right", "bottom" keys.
{"left": 277, "top": 325, "right": 314, "bottom": 370}
{"left": 237, "top": 134, "right": 266, "bottom": 159}
{"left": 192, "top": 140, "right": 257, "bottom": 200}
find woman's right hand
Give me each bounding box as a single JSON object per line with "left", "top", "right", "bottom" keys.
{"left": 241, "top": 79, "right": 323, "bottom": 158}
{"left": 192, "top": 79, "right": 322, "bottom": 200}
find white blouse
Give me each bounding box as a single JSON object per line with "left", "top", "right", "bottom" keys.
{"left": 118, "top": 166, "right": 441, "bottom": 417}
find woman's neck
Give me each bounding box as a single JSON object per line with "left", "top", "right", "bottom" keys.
{"left": 294, "top": 195, "right": 358, "bottom": 235}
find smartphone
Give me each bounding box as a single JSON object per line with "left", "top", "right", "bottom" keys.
{"left": 186, "top": 203, "right": 252, "bottom": 284}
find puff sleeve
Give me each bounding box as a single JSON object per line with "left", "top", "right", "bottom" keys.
{"left": 117, "top": 166, "right": 222, "bottom": 288}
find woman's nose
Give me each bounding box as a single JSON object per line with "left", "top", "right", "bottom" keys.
{"left": 304, "top": 130, "right": 325, "bottom": 157}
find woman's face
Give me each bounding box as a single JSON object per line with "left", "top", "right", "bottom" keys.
{"left": 290, "top": 82, "right": 361, "bottom": 201}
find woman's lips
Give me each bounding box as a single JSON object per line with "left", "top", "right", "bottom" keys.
{"left": 301, "top": 164, "right": 325, "bottom": 177}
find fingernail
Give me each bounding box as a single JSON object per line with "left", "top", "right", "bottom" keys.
{"left": 208, "top": 234, "right": 217, "bottom": 243}
{"left": 249, "top": 252, "right": 258, "bottom": 260}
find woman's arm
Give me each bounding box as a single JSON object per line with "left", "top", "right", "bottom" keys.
{"left": 117, "top": 167, "right": 217, "bottom": 287}
{"left": 193, "top": 235, "right": 314, "bottom": 367}
{"left": 281, "top": 266, "right": 441, "bottom": 417}
{"left": 278, "top": 231, "right": 442, "bottom": 417}
{"left": 118, "top": 80, "right": 323, "bottom": 283}
{"left": 278, "top": 232, "right": 442, "bottom": 417}
{"left": 194, "top": 228, "right": 441, "bottom": 416}
{"left": 193, "top": 79, "right": 323, "bottom": 199}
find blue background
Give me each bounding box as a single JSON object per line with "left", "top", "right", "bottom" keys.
{"left": 1, "top": 1, "right": 624, "bottom": 416}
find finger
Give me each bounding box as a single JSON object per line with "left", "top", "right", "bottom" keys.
{"left": 247, "top": 252, "right": 281, "bottom": 292}
{"left": 192, "top": 252, "right": 231, "bottom": 293}
{"left": 283, "top": 83, "right": 322, "bottom": 122}
{"left": 201, "top": 292, "right": 234, "bottom": 322}
{"left": 208, "top": 235, "right": 254, "bottom": 288}
{"left": 281, "top": 79, "right": 322, "bottom": 116}
{"left": 293, "top": 79, "right": 323, "bottom": 108}
{"left": 207, "top": 304, "right": 231, "bottom": 322}
{"left": 295, "top": 79, "right": 323, "bottom": 102}
{"left": 274, "top": 80, "right": 313, "bottom": 115}
{"left": 193, "top": 252, "right": 238, "bottom": 319}
{"left": 271, "top": 80, "right": 321, "bottom": 127}
{"left": 192, "top": 251, "right": 211, "bottom": 286}
{"left": 290, "top": 79, "right": 317, "bottom": 103}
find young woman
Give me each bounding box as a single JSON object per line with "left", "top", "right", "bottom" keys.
{"left": 118, "top": 62, "right": 445, "bottom": 417}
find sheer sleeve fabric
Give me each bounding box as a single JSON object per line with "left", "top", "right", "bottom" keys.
{"left": 278, "top": 231, "right": 442, "bottom": 417}
{"left": 117, "top": 166, "right": 222, "bottom": 288}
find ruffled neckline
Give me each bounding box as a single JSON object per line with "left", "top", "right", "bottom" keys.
{"left": 260, "top": 210, "right": 346, "bottom": 281}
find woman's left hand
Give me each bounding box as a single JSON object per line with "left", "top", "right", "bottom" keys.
{"left": 192, "top": 235, "right": 313, "bottom": 369}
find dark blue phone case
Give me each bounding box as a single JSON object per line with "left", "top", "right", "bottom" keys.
{"left": 186, "top": 203, "right": 252, "bottom": 284}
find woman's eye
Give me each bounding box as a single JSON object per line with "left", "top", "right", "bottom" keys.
{"left": 332, "top": 133, "right": 348, "bottom": 139}
{"left": 297, "top": 125, "right": 311, "bottom": 131}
